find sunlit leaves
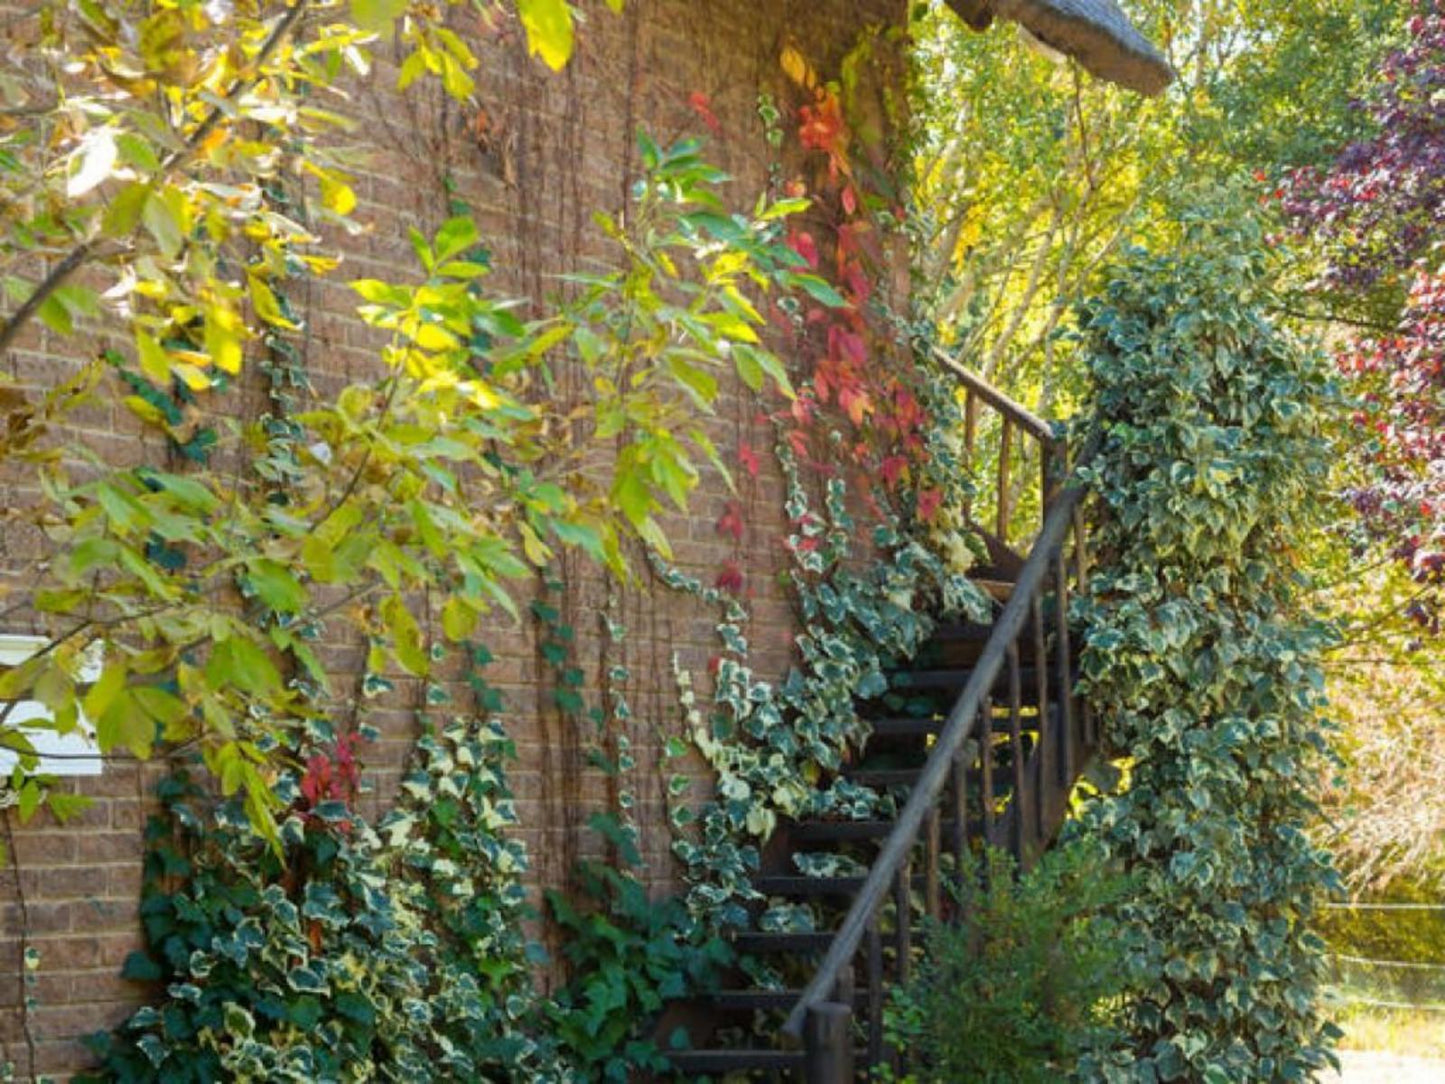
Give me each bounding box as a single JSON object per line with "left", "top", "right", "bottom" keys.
{"left": 1075, "top": 227, "right": 1339, "bottom": 1079}
{"left": 66, "top": 126, "right": 118, "bottom": 198}
{"left": 351, "top": 0, "right": 408, "bottom": 34}
{"left": 517, "top": 0, "right": 577, "bottom": 71}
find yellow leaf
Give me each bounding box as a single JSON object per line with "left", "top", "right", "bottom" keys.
{"left": 441, "top": 596, "right": 476, "bottom": 642}
{"left": 517, "top": 0, "right": 575, "bottom": 71}
{"left": 135, "top": 330, "right": 170, "bottom": 383}
{"left": 320, "top": 173, "right": 357, "bottom": 216}
{"left": 413, "top": 322, "right": 458, "bottom": 350}
{"left": 204, "top": 303, "right": 244, "bottom": 374}
{"left": 172, "top": 363, "right": 211, "bottom": 391}
{"left": 123, "top": 395, "right": 166, "bottom": 425}
{"left": 248, "top": 275, "right": 296, "bottom": 328}
{"left": 781, "top": 44, "right": 816, "bottom": 89}
{"left": 518, "top": 522, "right": 553, "bottom": 566}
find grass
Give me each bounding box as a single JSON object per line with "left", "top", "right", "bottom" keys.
{"left": 1333, "top": 1005, "right": 1445, "bottom": 1059}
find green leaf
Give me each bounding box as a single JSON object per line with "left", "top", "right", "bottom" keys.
{"left": 782, "top": 271, "right": 848, "bottom": 308}
{"left": 246, "top": 559, "right": 307, "bottom": 614}
{"left": 120, "top": 951, "right": 164, "bottom": 982}
{"left": 733, "top": 344, "right": 794, "bottom": 398}
{"left": 350, "top": 0, "right": 407, "bottom": 34}
{"left": 384, "top": 594, "right": 429, "bottom": 676}
{"left": 103, "top": 181, "right": 150, "bottom": 237}
{"left": 206, "top": 636, "right": 282, "bottom": 699}
{"left": 83, "top": 662, "right": 126, "bottom": 722}
{"left": 142, "top": 186, "right": 189, "bottom": 259}
{"left": 37, "top": 295, "right": 74, "bottom": 335}
{"left": 433, "top": 216, "right": 479, "bottom": 263}
{"left": 16, "top": 780, "right": 43, "bottom": 823}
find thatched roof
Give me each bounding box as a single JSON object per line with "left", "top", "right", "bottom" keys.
{"left": 945, "top": 0, "right": 1175, "bottom": 97}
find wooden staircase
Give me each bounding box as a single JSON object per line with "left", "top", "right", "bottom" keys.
{"left": 667, "top": 357, "right": 1098, "bottom": 1082}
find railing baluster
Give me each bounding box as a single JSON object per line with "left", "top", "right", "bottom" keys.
{"left": 951, "top": 744, "right": 969, "bottom": 876}
{"left": 1007, "top": 641, "right": 1025, "bottom": 863}
{"left": 1073, "top": 504, "right": 1089, "bottom": 589}
{"left": 1055, "top": 545, "right": 1076, "bottom": 784}
{"left": 1072, "top": 507, "right": 1096, "bottom": 749}
{"left": 965, "top": 393, "right": 976, "bottom": 523}
{"left": 980, "top": 696, "right": 995, "bottom": 845}
{"left": 1031, "top": 592, "right": 1051, "bottom": 781}
{"left": 997, "top": 416, "right": 1014, "bottom": 543}
{"left": 866, "top": 916, "right": 884, "bottom": 1070}
{"left": 925, "top": 807, "right": 942, "bottom": 921}
{"left": 895, "top": 858, "right": 913, "bottom": 987}
{"left": 964, "top": 387, "right": 979, "bottom": 457}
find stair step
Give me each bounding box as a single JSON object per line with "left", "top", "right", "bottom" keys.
{"left": 753, "top": 874, "right": 868, "bottom": 897}
{"left": 711, "top": 988, "right": 865, "bottom": 1012}
{"left": 869, "top": 712, "right": 1044, "bottom": 738}
{"left": 752, "top": 873, "right": 932, "bottom": 899}
{"left": 667, "top": 1048, "right": 805, "bottom": 1072}
{"left": 890, "top": 665, "right": 1042, "bottom": 692}
{"left": 842, "top": 767, "right": 924, "bottom": 787}
{"left": 870, "top": 714, "right": 945, "bottom": 737}
{"left": 790, "top": 817, "right": 974, "bottom": 844}
{"left": 733, "top": 930, "right": 836, "bottom": 954}
{"left": 930, "top": 619, "right": 997, "bottom": 641}
{"left": 792, "top": 818, "right": 930, "bottom": 842}
{"left": 974, "top": 577, "right": 1015, "bottom": 602}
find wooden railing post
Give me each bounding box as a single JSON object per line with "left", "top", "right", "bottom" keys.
{"left": 803, "top": 1002, "right": 853, "bottom": 1083}
{"left": 996, "top": 416, "right": 1014, "bottom": 542}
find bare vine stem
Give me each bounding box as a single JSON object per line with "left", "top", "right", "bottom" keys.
{"left": 2, "top": 811, "right": 39, "bottom": 1080}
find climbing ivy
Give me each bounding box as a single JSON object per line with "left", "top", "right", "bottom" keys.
{"left": 80, "top": 655, "right": 558, "bottom": 1083}
{"left": 658, "top": 403, "right": 990, "bottom": 932}
{"left": 531, "top": 582, "right": 732, "bottom": 1078}
{"left": 654, "top": 36, "right": 992, "bottom": 940}
{"left": 1070, "top": 210, "right": 1342, "bottom": 1082}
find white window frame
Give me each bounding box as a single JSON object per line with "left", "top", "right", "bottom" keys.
{"left": 0, "top": 633, "right": 104, "bottom": 777}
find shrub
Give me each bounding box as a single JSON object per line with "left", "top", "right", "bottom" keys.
{"left": 886, "top": 841, "right": 1133, "bottom": 1083}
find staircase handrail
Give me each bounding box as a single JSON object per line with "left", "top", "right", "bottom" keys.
{"left": 780, "top": 445, "right": 1094, "bottom": 1048}
{"left": 932, "top": 347, "right": 1057, "bottom": 447}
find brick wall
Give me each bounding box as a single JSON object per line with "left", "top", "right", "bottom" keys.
{"left": 0, "top": 1, "right": 908, "bottom": 1076}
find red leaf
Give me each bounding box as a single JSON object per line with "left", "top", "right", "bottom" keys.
{"left": 917, "top": 488, "right": 943, "bottom": 521}
{"left": 715, "top": 561, "right": 744, "bottom": 595}
{"left": 738, "top": 442, "right": 761, "bottom": 478}
{"left": 717, "top": 500, "right": 745, "bottom": 542}
{"left": 881, "top": 455, "right": 908, "bottom": 488}
{"left": 688, "top": 91, "right": 722, "bottom": 136}
{"left": 789, "top": 229, "right": 820, "bottom": 269}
